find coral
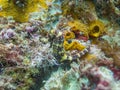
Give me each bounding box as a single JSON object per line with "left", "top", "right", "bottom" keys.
{"left": 96, "top": 58, "right": 113, "bottom": 67}
{"left": 78, "top": 61, "right": 120, "bottom": 90}
{"left": 98, "top": 39, "right": 120, "bottom": 67}
{"left": 67, "top": 19, "right": 105, "bottom": 39}
{"left": 42, "top": 61, "right": 120, "bottom": 90}
{"left": 0, "top": 28, "right": 16, "bottom": 39}
{"left": 98, "top": 30, "right": 120, "bottom": 67}
{"left": 64, "top": 31, "right": 75, "bottom": 41}
{"left": 63, "top": 40, "right": 85, "bottom": 51}
{"left": 0, "top": 0, "right": 48, "bottom": 22}
{"left": 93, "top": 0, "right": 120, "bottom": 25}
{"left": 3, "top": 66, "right": 39, "bottom": 90}
{"left": 63, "top": 31, "right": 85, "bottom": 51}
{"left": 109, "top": 0, "right": 120, "bottom": 16}
{"left": 83, "top": 53, "right": 97, "bottom": 62}
{"left": 61, "top": 0, "right": 97, "bottom": 23}
{"left": 81, "top": 44, "right": 113, "bottom": 65}
{"left": 0, "top": 44, "right": 9, "bottom": 58}
{"left": 5, "top": 50, "right": 23, "bottom": 65}
{"left": 30, "top": 42, "right": 58, "bottom": 67}
{"left": 68, "top": 20, "right": 89, "bottom": 38}
{"left": 89, "top": 20, "right": 105, "bottom": 38}
{"left": 110, "top": 67, "right": 120, "bottom": 80}
{"left": 25, "top": 26, "right": 35, "bottom": 33}
{"left": 89, "top": 66, "right": 113, "bottom": 90}
{"left": 41, "top": 63, "right": 90, "bottom": 90}
{"left": 0, "top": 75, "right": 15, "bottom": 90}
{"left": 0, "top": 44, "right": 23, "bottom": 66}
{"left": 43, "top": 0, "right": 62, "bottom": 31}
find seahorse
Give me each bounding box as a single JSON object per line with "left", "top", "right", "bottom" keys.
{"left": 50, "top": 30, "right": 90, "bottom": 63}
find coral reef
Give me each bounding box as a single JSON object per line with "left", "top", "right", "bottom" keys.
{"left": 42, "top": 61, "right": 120, "bottom": 90}
{"left": 1, "top": 66, "right": 39, "bottom": 90}
{"left": 0, "top": 0, "right": 119, "bottom": 90}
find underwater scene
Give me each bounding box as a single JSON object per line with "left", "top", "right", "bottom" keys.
{"left": 0, "top": 0, "right": 120, "bottom": 90}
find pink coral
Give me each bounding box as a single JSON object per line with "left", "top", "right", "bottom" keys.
{"left": 89, "top": 67, "right": 111, "bottom": 90}
{"left": 95, "top": 80, "right": 111, "bottom": 90}
{"left": 110, "top": 67, "right": 120, "bottom": 80}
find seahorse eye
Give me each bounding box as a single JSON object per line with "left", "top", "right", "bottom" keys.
{"left": 67, "top": 39, "right": 72, "bottom": 44}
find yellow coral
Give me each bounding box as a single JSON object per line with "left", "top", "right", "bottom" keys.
{"left": 0, "top": 0, "right": 48, "bottom": 22}
{"left": 89, "top": 20, "right": 105, "bottom": 38}
{"left": 64, "top": 31, "right": 75, "bottom": 40}
{"left": 84, "top": 54, "right": 97, "bottom": 61}
{"left": 63, "top": 40, "right": 85, "bottom": 51}
{"left": 63, "top": 21, "right": 87, "bottom": 51}
{"left": 68, "top": 20, "right": 89, "bottom": 38}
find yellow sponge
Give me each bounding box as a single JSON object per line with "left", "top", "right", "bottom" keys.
{"left": 0, "top": 0, "right": 48, "bottom": 22}
{"left": 63, "top": 40, "right": 85, "bottom": 51}
{"left": 89, "top": 20, "right": 105, "bottom": 37}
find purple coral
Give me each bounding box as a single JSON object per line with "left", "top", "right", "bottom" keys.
{"left": 25, "top": 26, "right": 35, "bottom": 33}
{"left": 0, "top": 28, "right": 15, "bottom": 39}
